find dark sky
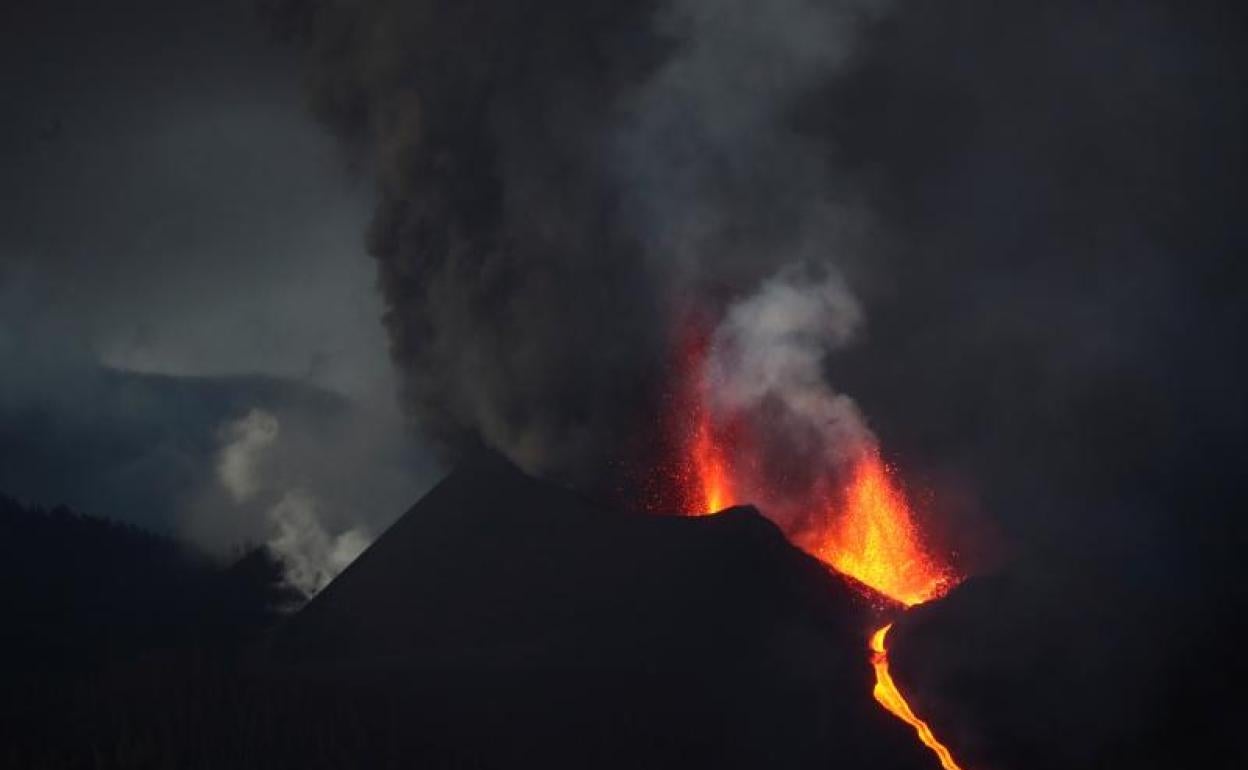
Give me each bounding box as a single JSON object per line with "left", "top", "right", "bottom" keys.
{"left": 2, "top": 0, "right": 388, "bottom": 394}
{"left": 0, "top": 0, "right": 435, "bottom": 591}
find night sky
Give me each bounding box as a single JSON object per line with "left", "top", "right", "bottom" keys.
{"left": 2, "top": 0, "right": 1247, "bottom": 763}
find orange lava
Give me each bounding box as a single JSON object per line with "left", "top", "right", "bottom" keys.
{"left": 666, "top": 313, "right": 966, "bottom": 769}
{"left": 691, "top": 398, "right": 733, "bottom": 514}
{"left": 807, "top": 451, "right": 963, "bottom": 768}
{"left": 810, "top": 451, "right": 952, "bottom": 607}
{"left": 818, "top": 456, "right": 966, "bottom": 769}
{"left": 871, "top": 624, "right": 964, "bottom": 770}
{"left": 668, "top": 312, "right": 738, "bottom": 516}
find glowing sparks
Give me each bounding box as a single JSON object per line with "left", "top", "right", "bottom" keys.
{"left": 811, "top": 452, "right": 952, "bottom": 607}
{"left": 669, "top": 311, "right": 739, "bottom": 516}
{"left": 871, "top": 624, "right": 965, "bottom": 770}
{"left": 691, "top": 399, "right": 733, "bottom": 514}
{"left": 665, "top": 312, "right": 967, "bottom": 770}
{"left": 815, "top": 456, "right": 965, "bottom": 769}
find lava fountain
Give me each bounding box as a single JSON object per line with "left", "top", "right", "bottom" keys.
{"left": 665, "top": 314, "right": 966, "bottom": 770}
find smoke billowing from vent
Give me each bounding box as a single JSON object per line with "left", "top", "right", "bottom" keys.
{"left": 266, "top": 0, "right": 891, "bottom": 495}
{"left": 706, "top": 266, "right": 874, "bottom": 515}
{"left": 614, "top": 0, "right": 887, "bottom": 288}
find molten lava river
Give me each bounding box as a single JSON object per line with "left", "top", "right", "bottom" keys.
{"left": 666, "top": 322, "right": 967, "bottom": 770}
{"left": 691, "top": 450, "right": 964, "bottom": 770}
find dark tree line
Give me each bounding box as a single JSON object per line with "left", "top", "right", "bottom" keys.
{"left": 0, "top": 494, "right": 296, "bottom": 676}
{"left": 0, "top": 494, "right": 300, "bottom": 768}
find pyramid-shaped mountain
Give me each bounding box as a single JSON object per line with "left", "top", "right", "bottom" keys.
{"left": 251, "top": 450, "right": 935, "bottom": 769}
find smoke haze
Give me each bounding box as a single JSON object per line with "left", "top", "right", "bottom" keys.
{"left": 205, "top": 408, "right": 375, "bottom": 595}
{"left": 268, "top": 0, "right": 1246, "bottom": 553}
{"left": 267, "top": 0, "right": 903, "bottom": 496}
{"left": 704, "top": 267, "right": 876, "bottom": 530}
{"left": 1, "top": 0, "right": 435, "bottom": 587}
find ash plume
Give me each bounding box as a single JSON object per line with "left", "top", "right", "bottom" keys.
{"left": 613, "top": 0, "right": 888, "bottom": 291}
{"left": 266, "top": 0, "right": 1246, "bottom": 625}
{"left": 265, "top": 0, "right": 891, "bottom": 494}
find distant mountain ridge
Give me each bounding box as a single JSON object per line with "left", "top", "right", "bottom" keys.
{"left": 0, "top": 364, "right": 349, "bottom": 533}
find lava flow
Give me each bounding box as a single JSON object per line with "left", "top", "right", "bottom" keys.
{"left": 872, "top": 624, "right": 964, "bottom": 770}
{"left": 666, "top": 315, "right": 967, "bottom": 770}
{"left": 828, "top": 456, "right": 964, "bottom": 769}
{"left": 823, "top": 455, "right": 964, "bottom": 769}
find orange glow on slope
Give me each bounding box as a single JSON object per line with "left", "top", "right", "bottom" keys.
{"left": 814, "top": 457, "right": 966, "bottom": 769}
{"left": 666, "top": 313, "right": 953, "bottom": 602}
{"left": 871, "top": 624, "right": 964, "bottom": 770}
{"left": 810, "top": 452, "right": 952, "bottom": 607}
{"left": 664, "top": 313, "right": 966, "bottom": 769}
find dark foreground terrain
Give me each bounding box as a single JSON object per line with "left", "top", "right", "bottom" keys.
{"left": 4, "top": 453, "right": 1244, "bottom": 768}
{"left": 2, "top": 454, "right": 933, "bottom": 769}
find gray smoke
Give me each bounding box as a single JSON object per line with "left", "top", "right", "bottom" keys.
{"left": 268, "top": 0, "right": 1245, "bottom": 578}
{"left": 197, "top": 407, "right": 393, "bottom": 596}
{"left": 267, "top": 0, "right": 892, "bottom": 495}
{"left": 708, "top": 266, "right": 871, "bottom": 462}
{"left": 614, "top": 0, "right": 888, "bottom": 290}
{"left": 0, "top": 0, "right": 436, "bottom": 589}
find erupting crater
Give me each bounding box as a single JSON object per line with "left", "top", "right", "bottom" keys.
{"left": 664, "top": 315, "right": 967, "bottom": 770}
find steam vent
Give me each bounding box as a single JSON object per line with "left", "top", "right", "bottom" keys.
{"left": 250, "top": 451, "right": 944, "bottom": 768}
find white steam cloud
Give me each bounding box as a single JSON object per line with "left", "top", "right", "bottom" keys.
{"left": 210, "top": 408, "right": 374, "bottom": 597}
{"left": 627, "top": 0, "right": 891, "bottom": 491}
{"left": 266, "top": 490, "right": 369, "bottom": 597}
{"left": 218, "top": 409, "right": 280, "bottom": 503}
{"left": 709, "top": 267, "right": 873, "bottom": 464}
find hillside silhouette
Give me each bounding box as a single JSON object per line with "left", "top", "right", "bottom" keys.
{"left": 2, "top": 453, "right": 938, "bottom": 769}
{"left": 1, "top": 494, "right": 298, "bottom": 768}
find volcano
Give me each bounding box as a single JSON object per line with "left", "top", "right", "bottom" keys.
{"left": 251, "top": 450, "right": 942, "bottom": 768}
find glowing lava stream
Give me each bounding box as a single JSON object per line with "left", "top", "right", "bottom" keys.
{"left": 809, "top": 455, "right": 966, "bottom": 768}
{"left": 811, "top": 455, "right": 966, "bottom": 769}
{"left": 684, "top": 445, "right": 968, "bottom": 768}
{"left": 682, "top": 426, "right": 966, "bottom": 768}
{"left": 671, "top": 317, "right": 967, "bottom": 768}
{"left": 871, "top": 624, "right": 964, "bottom": 770}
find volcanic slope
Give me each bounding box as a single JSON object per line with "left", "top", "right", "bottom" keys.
{"left": 889, "top": 569, "right": 1245, "bottom": 770}
{"left": 256, "top": 449, "right": 938, "bottom": 769}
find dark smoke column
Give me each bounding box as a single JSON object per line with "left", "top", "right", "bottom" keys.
{"left": 265, "top": 0, "right": 674, "bottom": 491}
{"left": 266, "top": 0, "right": 890, "bottom": 508}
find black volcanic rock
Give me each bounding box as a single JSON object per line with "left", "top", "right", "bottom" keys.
{"left": 0, "top": 496, "right": 284, "bottom": 678}
{"left": 268, "top": 450, "right": 852, "bottom": 669}
{"left": 244, "top": 450, "right": 937, "bottom": 769}
{"left": 889, "top": 570, "right": 1247, "bottom": 770}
